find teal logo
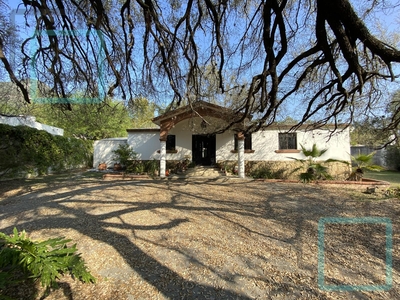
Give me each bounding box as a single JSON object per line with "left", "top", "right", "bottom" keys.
{"left": 318, "top": 217, "right": 392, "bottom": 291}
{"left": 28, "top": 29, "right": 106, "bottom": 104}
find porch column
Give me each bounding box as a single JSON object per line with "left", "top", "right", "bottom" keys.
{"left": 159, "top": 139, "right": 166, "bottom": 178}
{"left": 159, "top": 121, "right": 171, "bottom": 178}
{"left": 237, "top": 132, "right": 245, "bottom": 178}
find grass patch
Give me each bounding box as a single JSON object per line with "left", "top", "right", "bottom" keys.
{"left": 364, "top": 170, "right": 400, "bottom": 186}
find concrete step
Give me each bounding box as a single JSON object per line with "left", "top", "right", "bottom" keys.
{"left": 172, "top": 166, "right": 225, "bottom": 178}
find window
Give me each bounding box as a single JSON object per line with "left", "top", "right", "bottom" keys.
{"left": 234, "top": 133, "right": 252, "bottom": 151}
{"left": 279, "top": 133, "right": 297, "bottom": 149}
{"left": 166, "top": 135, "right": 176, "bottom": 151}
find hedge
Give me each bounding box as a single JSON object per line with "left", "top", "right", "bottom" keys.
{"left": 0, "top": 124, "right": 92, "bottom": 178}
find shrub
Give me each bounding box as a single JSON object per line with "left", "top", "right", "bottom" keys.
{"left": 112, "top": 144, "right": 137, "bottom": 168}
{"left": 0, "top": 124, "right": 92, "bottom": 178}
{"left": 348, "top": 151, "right": 384, "bottom": 181}
{"left": 249, "top": 164, "right": 286, "bottom": 179}
{"left": 0, "top": 228, "right": 95, "bottom": 293}
{"left": 290, "top": 144, "right": 348, "bottom": 182}
{"left": 385, "top": 145, "right": 400, "bottom": 171}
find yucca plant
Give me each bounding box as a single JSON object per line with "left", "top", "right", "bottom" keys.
{"left": 291, "top": 144, "right": 348, "bottom": 182}
{"left": 0, "top": 228, "right": 95, "bottom": 293}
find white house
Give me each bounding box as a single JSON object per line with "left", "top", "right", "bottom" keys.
{"left": 94, "top": 101, "right": 351, "bottom": 179}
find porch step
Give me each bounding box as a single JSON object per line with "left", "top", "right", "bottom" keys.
{"left": 176, "top": 166, "right": 224, "bottom": 178}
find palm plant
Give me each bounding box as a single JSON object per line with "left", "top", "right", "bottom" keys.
{"left": 291, "top": 144, "right": 348, "bottom": 182}
{"left": 348, "top": 151, "right": 384, "bottom": 181}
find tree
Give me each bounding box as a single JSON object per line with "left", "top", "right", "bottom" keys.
{"left": 127, "top": 97, "right": 157, "bottom": 128}
{"left": 385, "top": 89, "right": 400, "bottom": 143}
{"left": 1, "top": 0, "right": 400, "bottom": 137}
{"left": 350, "top": 89, "right": 400, "bottom": 147}
{"left": 350, "top": 116, "right": 390, "bottom": 147}
{"left": 33, "top": 98, "right": 133, "bottom": 140}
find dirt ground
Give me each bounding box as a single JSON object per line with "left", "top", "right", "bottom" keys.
{"left": 0, "top": 173, "right": 399, "bottom": 299}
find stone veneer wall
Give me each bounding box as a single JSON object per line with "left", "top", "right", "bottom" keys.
{"left": 217, "top": 160, "right": 351, "bottom": 180}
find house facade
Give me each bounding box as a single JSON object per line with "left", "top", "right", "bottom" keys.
{"left": 94, "top": 101, "right": 351, "bottom": 179}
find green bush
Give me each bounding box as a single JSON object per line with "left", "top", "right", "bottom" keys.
{"left": 290, "top": 144, "right": 348, "bottom": 182}
{"left": 249, "top": 164, "right": 286, "bottom": 179}
{"left": 112, "top": 144, "right": 137, "bottom": 168}
{"left": 385, "top": 145, "right": 400, "bottom": 171}
{"left": 0, "top": 124, "right": 92, "bottom": 178}
{"left": 0, "top": 228, "right": 95, "bottom": 292}
{"left": 127, "top": 159, "right": 159, "bottom": 175}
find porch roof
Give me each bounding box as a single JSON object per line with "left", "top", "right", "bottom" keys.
{"left": 151, "top": 100, "right": 245, "bottom": 126}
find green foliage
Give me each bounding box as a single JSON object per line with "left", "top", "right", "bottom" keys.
{"left": 249, "top": 164, "right": 285, "bottom": 179}
{"left": 301, "top": 144, "right": 327, "bottom": 158}
{"left": 127, "top": 97, "right": 157, "bottom": 129}
{"left": 32, "top": 98, "right": 133, "bottom": 140}
{"left": 350, "top": 117, "right": 389, "bottom": 147}
{"left": 0, "top": 228, "right": 95, "bottom": 291}
{"left": 291, "top": 144, "right": 348, "bottom": 182}
{"left": 385, "top": 146, "right": 400, "bottom": 171}
{"left": 351, "top": 152, "right": 384, "bottom": 171}
{"left": 0, "top": 124, "right": 92, "bottom": 178}
{"left": 112, "top": 144, "right": 137, "bottom": 169}
{"left": 347, "top": 151, "right": 384, "bottom": 181}
{"left": 127, "top": 159, "right": 158, "bottom": 175}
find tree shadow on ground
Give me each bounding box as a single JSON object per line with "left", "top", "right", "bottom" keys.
{"left": 0, "top": 177, "right": 399, "bottom": 299}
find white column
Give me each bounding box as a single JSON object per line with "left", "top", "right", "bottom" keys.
{"left": 160, "top": 140, "right": 166, "bottom": 178}
{"left": 238, "top": 138, "right": 245, "bottom": 178}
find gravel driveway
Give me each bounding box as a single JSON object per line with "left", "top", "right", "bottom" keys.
{"left": 0, "top": 175, "right": 399, "bottom": 299}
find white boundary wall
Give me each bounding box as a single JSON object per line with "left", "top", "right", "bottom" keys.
{"left": 93, "top": 138, "right": 128, "bottom": 169}
{"left": 0, "top": 115, "right": 64, "bottom": 136}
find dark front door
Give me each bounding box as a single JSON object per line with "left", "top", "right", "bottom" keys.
{"left": 192, "top": 135, "right": 216, "bottom": 166}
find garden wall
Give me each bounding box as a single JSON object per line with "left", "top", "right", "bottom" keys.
{"left": 0, "top": 115, "right": 64, "bottom": 136}
{"left": 217, "top": 160, "right": 351, "bottom": 180}
{"left": 93, "top": 138, "right": 128, "bottom": 169}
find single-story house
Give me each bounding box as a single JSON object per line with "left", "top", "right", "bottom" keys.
{"left": 94, "top": 101, "right": 351, "bottom": 179}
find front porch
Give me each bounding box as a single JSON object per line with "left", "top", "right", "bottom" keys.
{"left": 152, "top": 101, "right": 248, "bottom": 178}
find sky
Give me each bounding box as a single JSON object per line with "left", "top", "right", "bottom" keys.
{"left": 3, "top": 0, "right": 400, "bottom": 121}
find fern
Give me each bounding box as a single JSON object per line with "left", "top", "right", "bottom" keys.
{"left": 0, "top": 228, "right": 95, "bottom": 291}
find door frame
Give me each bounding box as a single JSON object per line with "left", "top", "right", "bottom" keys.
{"left": 192, "top": 134, "right": 216, "bottom": 166}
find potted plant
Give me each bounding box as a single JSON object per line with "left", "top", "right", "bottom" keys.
{"left": 98, "top": 162, "right": 107, "bottom": 170}
{"left": 113, "top": 162, "right": 122, "bottom": 171}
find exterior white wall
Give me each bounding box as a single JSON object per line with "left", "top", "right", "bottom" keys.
{"left": 127, "top": 131, "right": 160, "bottom": 160}
{"left": 167, "top": 116, "right": 229, "bottom": 161}
{"left": 93, "top": 138, "right": 127, "bottom": 168}
{"left": 216, "top": 131, "right": 237, "bottom": 161}
{"left": 0, "top": 115, "right": 64, "bottom": 136}
{"left": 122, "top": 124, "right": 351, "bottom": 165}
{"left": 216, "top": 128, "right": 351, "bottom": 162}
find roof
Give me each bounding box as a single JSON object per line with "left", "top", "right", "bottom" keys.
{"left": 152, "top": 100, "right": 244, "bottom": 125}
{"left": 126, "top": 128, "right": 160, "bottom": 133}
